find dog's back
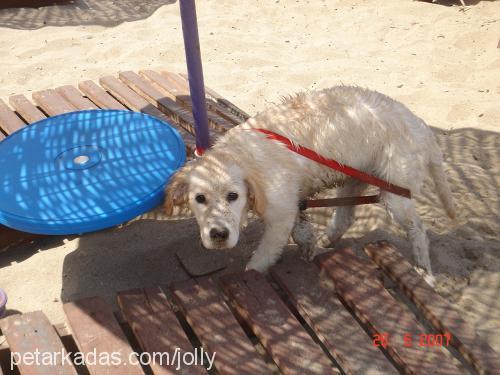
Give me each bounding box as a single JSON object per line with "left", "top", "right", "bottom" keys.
{"left": 240, "top": 85, "right": 454, "bottom": 217}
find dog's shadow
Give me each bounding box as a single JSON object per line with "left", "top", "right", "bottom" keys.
{"left": 59, "top": 218, "right": 264, "bottom": 310}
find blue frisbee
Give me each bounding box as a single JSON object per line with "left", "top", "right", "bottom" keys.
{"left": 0, "top": 110, "right": 186, "bottom": 235}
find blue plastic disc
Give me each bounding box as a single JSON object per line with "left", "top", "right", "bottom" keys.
{"left": 0, "top": 110, "right": 186, "bottom": 235}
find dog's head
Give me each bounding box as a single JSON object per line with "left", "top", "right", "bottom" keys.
{"left": 164, "top": 152, "right": 266, "bottom": 250}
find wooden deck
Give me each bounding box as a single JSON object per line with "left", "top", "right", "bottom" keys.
{"left": 1, "top": 242, "right": 498, "bottom": 374}
{"left": 0, "top": 70, "right": 249, "bottom": 250}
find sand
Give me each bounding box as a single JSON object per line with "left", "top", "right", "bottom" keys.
{"left": 0, "top": 0, "right": 499, "bottom": 354}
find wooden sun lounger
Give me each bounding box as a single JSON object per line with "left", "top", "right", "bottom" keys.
{"left": 1, "top": 242, "right": 498, "bottom": 374}
{"left": 0, "top": 70, "right": 248, "bottom": 251}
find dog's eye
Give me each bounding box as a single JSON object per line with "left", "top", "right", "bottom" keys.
{"left": 195, "top": 194, "right": 206, "bottom": 204}
{"left": 227, "top": 192, "right": 239, "bottom": 202}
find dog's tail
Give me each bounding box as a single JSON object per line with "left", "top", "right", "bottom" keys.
{"left": 428, "top": 142, "right": 456, "bottom": 219}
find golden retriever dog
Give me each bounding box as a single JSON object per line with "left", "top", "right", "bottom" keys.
{"left": 164, "top": 86, "right": 455, "bottom": 283}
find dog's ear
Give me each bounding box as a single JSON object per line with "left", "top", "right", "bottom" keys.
{"left": 245, "top": 177, "right": 267, "bottom": 216}
{"left": 164, "top": 165, "right": 192, "bottom": 216}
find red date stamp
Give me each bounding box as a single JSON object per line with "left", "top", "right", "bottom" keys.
{"left": 373, "top": 332, "right": 452, "bottom": 348}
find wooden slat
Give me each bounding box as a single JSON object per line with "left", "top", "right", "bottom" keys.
{"left": 55, "top": 86, "right": 98, "bottom": 110}
{"left": 117, "top": 287, "right": 206, "bottom": 375}
{"left": 162, "top": 72, "right": 192, "bottom": 96}
{"left": 63, "top": 297, "right": 144, "bottom": 375}
{"left": 207, "top": 100, "right": 244, "bottom": 126}
{"left": 221, "top": 271, "right": 338, "bottom": 375}
{"left": 118, "top": 71, "right": 203, "bottom": 134}
{"left": 271, "top": 258, "right": 398, "bottom": 375}
{"left": 0, "top": 98, "right": 25, "bottom": 135}
{"left": 179, "top": 72, "right": 250, "bottom": 120}
{"left": 160, "top": 72, "right": 236, "bottom": 131}
{"left": 32, "top": 89, "right": 76, "bottom": 116}
{"left": 365, "top": 241, "right": 500, "bottom": 375}
{"left": 171, "top": 71, "right": 244, "bottom": 125}
{"left": 140, "top": 70, "right": 188, "bottom": 104}
{"left": 160, "top": 71, "right": 240, "bottom": 128}
{"left": 9, "top": 95, "right": 46, "bottom": 124}
{"left": 172, "top": 278, "right": 271, "bottom": 375}
{"left": 78, "top": 81, "right": 127, "bottom": 110}
{"left": 99, "top": 75, "right": 195, "bottom": 155}
{"left": 148, "top": 71, "right": 235, "bottom": 131}
{"left": 316, "top": 247, "right": 461, "bottom": 374}
{"left": 99, "top": 76, "right": 149, "bottom": 111}
{"left": 0, "top": 311, "right": 77, "bottom": 375}
{"left": 121, "top": 70, "right": 231, "bottom": 138}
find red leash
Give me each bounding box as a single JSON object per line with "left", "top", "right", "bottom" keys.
{"left": 253, "top": 128, "right": 411, "bottom": 208}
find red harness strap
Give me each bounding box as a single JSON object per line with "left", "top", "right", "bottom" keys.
{"left": 253, "top": 128, "right": 412, "bottom": 199}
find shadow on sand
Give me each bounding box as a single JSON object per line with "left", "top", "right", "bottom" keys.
{"left": 0, "top": 0, "right": 176, "bottom": 30}
{"left": 418, "top": 0, "right": 494, "bottom": 6}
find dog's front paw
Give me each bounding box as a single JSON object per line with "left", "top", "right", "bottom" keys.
{"left": 245, "top": 255, "right": 272, "bottom": 273}
{"left": 414, "top": 266, "right": 436, "bottom": 288}
{"left": 300, "top": 245, "right": 317, "bottom": 262}
{"left": 326, "top": 228, "right": 343, "bottom": 247}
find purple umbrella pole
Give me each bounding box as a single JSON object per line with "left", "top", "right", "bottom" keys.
{"left": 179, "top": 0, "right": 210, "bottom": 155}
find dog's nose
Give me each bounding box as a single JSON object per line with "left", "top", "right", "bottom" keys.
{"left": 210, "top": 227, "right": 229, "bottom": 241}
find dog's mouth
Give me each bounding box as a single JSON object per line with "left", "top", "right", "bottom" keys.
{"left": 211, "top": 242, "right": 229, "bottom": 250}
{"left": 200, "top": 236, "right": 238, "bottom": 250}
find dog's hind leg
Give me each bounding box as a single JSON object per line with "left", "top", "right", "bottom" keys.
{"left": 292, "top": 212, "right": 316, "bottom": 261}
{"left": 326, "top": 180, "right": 367, "bottom": 245}
{"left": 382, "top": 193, "right": 435, "bottom": 286}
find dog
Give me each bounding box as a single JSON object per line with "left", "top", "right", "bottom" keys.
{"left": 164, "top": 86, "right": 456, "bottom": 281}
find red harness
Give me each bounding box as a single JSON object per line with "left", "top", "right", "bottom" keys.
{"left": 253, "top": 128, "right": 411, "bottom": 210}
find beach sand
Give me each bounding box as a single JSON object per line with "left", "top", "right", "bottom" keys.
{"left": 0, "top": 0, "right": 499, "bottom": 354}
